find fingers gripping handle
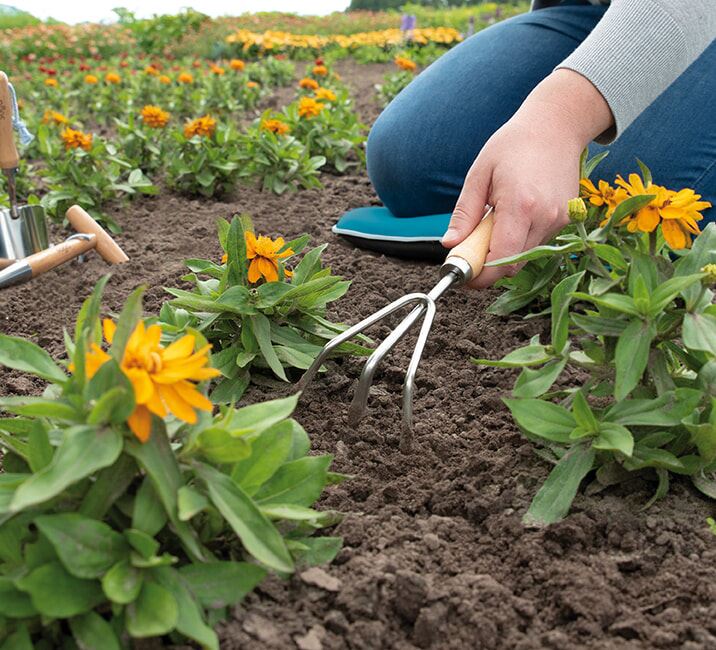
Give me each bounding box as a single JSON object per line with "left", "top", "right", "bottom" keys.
{"left": 442, "top": 206, "right": 494, "bottom": 283}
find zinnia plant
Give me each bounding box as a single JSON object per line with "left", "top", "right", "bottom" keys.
{"left": 161, "top": 214, "right": 369, "bottom": 402}
{"left": 476, "top": 155, "right": 716, "bottom": 525}
{"left": 0, "top": 278, "right": 344, "bottom": 648}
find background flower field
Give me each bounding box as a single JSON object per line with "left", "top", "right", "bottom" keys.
{"left": 1, "top": 4, "right": 716, "bottom": 649}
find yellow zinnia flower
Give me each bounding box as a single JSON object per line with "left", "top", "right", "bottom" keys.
{"left": 178, "top": 72, "right": 194, "bottom": 84}
{"left": 105, "top": 72, "right": 121, "bottom": 84}
{"left": 230, "top": 58, "right": 245, "bottom": 70}
{"left": 83, "top": 320, "right": 220, "bottom": 442}
{"left": 141, "top": 105, "right": 170, "bottom": 128}
{"left": 659, "top": 188, "right": 711, "bottom": 249}
{"left": 297, "top": 97, "right": 324, "bottom": 119}
{"left": 84, "top": 74, "right": 99, "bottom": 84}
{"left": 299, "top": 77, "right": 319, "bottom": 90}
{"left": 184, "top": 115, "right": 216, "bottom": 139}
{"left": 42, "top": 109, "right": 68, "bottom": 125}
{"left": 61, "top": 127, "right": 92, "bottom": 151}
{"left": 312, "top": 64, "right": 328, "bottom": 76}
{"left": 315, "top": 87, "right": 336, "bottom": 102}
{"left": 614, "top": 173, "right": 666, "bottom": 233}
{"left": 579, "top": 178, "right": 628, "bottom": 217}
{"left": 158, "top": 75, "right": 171, "bottom": 84}
{"left": 245, "top": 231, "right": 293, "bottom": 283}
{"left": 44, "top": 78, "right": 58, "bottom": 87}
{"left": 261, "top": 118, "right": 290, "bottom": 136}
{"left": 210, "top": 65, "right": 225, "bottom": 75}
{"left": 394, "top": 56, "right": 416, "bottom": 71}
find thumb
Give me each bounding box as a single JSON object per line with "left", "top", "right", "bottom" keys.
{"left": 442, "top": 159, "right": 490, "bottom": 248}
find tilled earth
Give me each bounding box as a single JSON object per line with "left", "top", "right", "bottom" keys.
{"left": 1, "top": 62, "right": 715, "bottom": 650}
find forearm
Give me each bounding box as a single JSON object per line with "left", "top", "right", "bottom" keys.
{"left": 556, "top": 0, "right": 715, "bottom": 142}
{"left": 512, "top": 69, "right": 614, "bottom": 150}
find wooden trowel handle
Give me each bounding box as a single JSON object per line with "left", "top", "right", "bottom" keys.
{"left": 443, "top": 206, "right": 494, "bottom": 282}
{"left": 0, "top": 72, "right": 19, "bottom": 169}
{"left": 26, "top": 236, "right": 96, "bottom": 278}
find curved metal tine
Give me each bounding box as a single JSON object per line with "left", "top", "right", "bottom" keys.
{"left": 297, "top": 291, "right": 431, "bottom": 394}
{"left": 347, "top": 293, "right": 433, "bottom": 426}
{"left": 401, "top": 297, "right": 438, "bottom": 451}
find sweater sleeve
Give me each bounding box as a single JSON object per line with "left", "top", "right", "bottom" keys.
{"left": 555, "top": 0, "right": 716, "bottom": 143}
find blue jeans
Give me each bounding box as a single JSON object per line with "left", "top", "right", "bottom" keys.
{"left": 367, "top": 4, "right": 715, "bottom": 224}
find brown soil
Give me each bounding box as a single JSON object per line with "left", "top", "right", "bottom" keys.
{"left": 2, "top": 62, "right": 716, "bottom": 650}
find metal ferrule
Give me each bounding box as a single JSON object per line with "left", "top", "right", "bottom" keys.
{"left": 0, "top": 259, "right": 32, "bottom": 288}
{"left": 439, "top": 257, "right": 473, "bottom": 285}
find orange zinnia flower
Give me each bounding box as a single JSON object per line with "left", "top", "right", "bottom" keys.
{"left": 84, "top": 74, "right": 99, "bottom": 84}
{"left": 44, "top": 78, "right": 58, "bottom": 87}
{"left": 247, "top": 81, "right": 259, "bottom": 89}
{"left": 230, "top": 59, "right": 245, "bottom": 71}
{"left": 261, "top": 118, "right": 290, "bottom": 136}
{"left": 158, "top": 75, "right": 171, "bottom": 84}
{"left": 210, "top": 64, "right": 225, "bottom": 75}
{"left": 245, "top": 231, "right": 293, "bottom": 283}
{"left": 184, "top": 115, "right": 216, "bottom": 139}
{"left": 297, "top": 96, "right": 324, "bottom": 119}
{"left": 178, "top": 72, "right": 194, "bottom": 83}
{"left": 394, "top": 56, "right": 416, "bottom": 71}
{"left": 42, "top": 109, "right": 68, "bottom": 125}
{"left": 299, "top": 77, "right": 319, "bottom": 90}
{"left": 579, "top": 178, "right": 628, "bottom": 218}
{"left": 144, "top": 65, "right": 159, "bottom": 76}
{"left": 61, "top": 127, "right": 92, "bottom": 151}
{"left": 82, "top": 320, "right": 220, "bottom": 442}
{"left": 105, "top": 72, "right": 121, "bottom": 84}
{"left": 312, "top": 64, "right": 328, "bottom": 76}
{"left": 141, "top": 105, "right": 170, "bottom": 128}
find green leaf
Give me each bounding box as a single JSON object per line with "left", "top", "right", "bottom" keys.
{"left": 673, "top": 223, "right": 716, "bottom": 307}
{"left": 614, "top": 319, "right": 656, "bottom": 401}
{"left": 227, "top": 394, "right": 299, "bottom": 436}
{"left": 503, "top": 398, "right": 576, "bottom": 443}
{"left": 254, "top": 455, "right": 331, "bottom": 507}
{"left": 251, "top": 314, "right": 288, "bottom": 381}
{"left": 125, "top": 581, "right": 179, "bottom": 638}
{"left": 473, "top": 344, "right": 552, "bottom": 368}
{"left": 0, "top": 335, "right": 67, "bottom": 383}
{"left": 288, "top": 537, "right": 343, "bottom": 566}
{"left": 10, "top": 426, "right": 122, "bottom": 513}
{"left": 683, "top": 313, "right": 716, "bottom": 355}
{"left": 88, "top": 387, "right": 132, "bottom": 426}
{"left": 571, "top": 292, "right": 640, "bottom": 316}
{"left": 131, "top": 476, "right": 167, "bottom": 538}
{"left": 35, "top": 514, "right": 129, "bottom": 579}
{"left": 152, "top": 567, "right": 219, "bottom": 650}
{"left": 179, "top": 561, "right": 266, "bottom": 609}
{"left": 0, "top": 626, "right": 32, "bottom": 650}
{"left": 195, "top": 463, "right": 294, "bottom": 573}
{"left": 75, "top": 275, "right": 110, "bottom": 346}
{"left": 591, "top": 244, "right": 627, "bottom": 271}
{"left": 593, "top": 422, "right": 634, "bottom": 457}
{"left": 102, "top": 559, "right": 143, "bottom": 604}
{"left": 126, "top": 432, "right": 205, "bottom": 562}
{"left": 69, "top": 611, "right": 121, "bottom": 650}
{"left": 27, "top": 421, "right": 53, "bottom": 473}
{"left": 231, "top": 420, "right": 294, "bottom": 494}
{"left": 0, "top": 577, "right": 37, "bottom": 618}
{"left": 512, "top": 358, "right": 567, "bottom": 399}
{"left": 571, "top": 312, "right": 627, "bottom": 337}
{"left": 292, "top": 244, "right": 327, "bottom": 285}
{"left": 197, "top": 427, "right": 252, "bottom": 464}
{"left": 0, "top": 396, "right": 78, "bottom": 420}
{"left": 551, "top": 271, "right": 584, "bottom": 353}
{"left": 80, "top": 453, "right": 136, "bottom": 519}
{"left": 607, "top": 194, "right": 656, "bottom": 228}
{"left": 523, "top": 444, "right": 595, "bottom": 526}
{"left": 15, "top": 561, "right": 104, "bottom": 618}
{"left": 110, "top": 285, "right": 145, "bottom": 362}
{"left": 572, "top": 391, "right": 599, "bottom": 434}
{"left": 485, "top": 242, "right": 582, "bottom": 267}
{"left": 226, "top": 215, "right": 248, "bottom": 285}
{"left": 649, "top": 274, "right": 706, "bottom": 315}
{"left": 125, "top": 529, "right": 160, "bottom": 559}
{"left": 605, "top": 389, "right": 702, "bottom": 426}
{"left": 178, "top": 485, "right": 209, "bottom": 521}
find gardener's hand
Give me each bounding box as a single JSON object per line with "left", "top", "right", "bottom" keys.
{"left": 441, "top": 70, "right": 614, "bottom": 289}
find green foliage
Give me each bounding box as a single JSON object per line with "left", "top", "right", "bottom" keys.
{"left": 475, "top": 159, "right": 716, "bottom": 525}
{"left": 376, "top": 69, "right": 414, "bottom": 107}
{"left": 0, "top": 279, "right": 343, "bottom": 647}
{"left": 161, "top": 214, "right": 369, "bottom": 402}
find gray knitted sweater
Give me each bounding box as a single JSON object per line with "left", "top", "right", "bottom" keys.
{"left": 532, "top": 0, "right": 716, "bottom": 142}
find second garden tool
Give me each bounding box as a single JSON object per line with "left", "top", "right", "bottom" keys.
{"left": 299, "top": 205, "right": 495, "bottom": 451}
{"left": 0, "top": 205, "right": 129, "bottom": 288}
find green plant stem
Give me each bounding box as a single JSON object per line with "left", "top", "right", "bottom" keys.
{"left": 576, "top": 222, "right": 612, "bottom": 280}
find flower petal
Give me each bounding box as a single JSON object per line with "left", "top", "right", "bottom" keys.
{"left": 127, "top": 405, "right": 153, "bottom": 443}
{"left": 163, "top": 335, "right": 195, "bottom": 361}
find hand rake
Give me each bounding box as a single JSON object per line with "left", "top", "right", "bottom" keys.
{"left": 298, "top": 206, "right": 494, "bottom": 452}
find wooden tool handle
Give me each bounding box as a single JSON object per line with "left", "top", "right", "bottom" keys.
{"left": 26, "top": 236, "right": 96, "bottom": 277}
{"left": 66, "top": 205, "right": 129, "bottom": 264}
{"left": 0, "top": 258, "right": 14, "bottom": 270}
{"left": 0, "top": 72, "right": 19, "bottom": 169}
{"left": 444, "top": 206, "right": 494, "bottom": 280}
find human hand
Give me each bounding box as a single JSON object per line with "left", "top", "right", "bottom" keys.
{"left": 441, "top": 70, "right": 613, "bottom": 288}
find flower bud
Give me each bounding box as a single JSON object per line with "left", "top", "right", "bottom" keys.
{"left": 700, "top": 263, "right": 716, "bottom": 286}
{"left": 568, "top": 197, "right": 588, "bottom": 223}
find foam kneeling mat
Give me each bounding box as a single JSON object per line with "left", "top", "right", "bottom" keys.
{"left": 332, "top": 206, "right": 451, "bottom": 261}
